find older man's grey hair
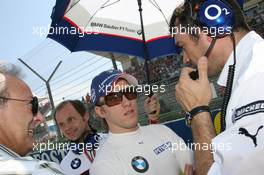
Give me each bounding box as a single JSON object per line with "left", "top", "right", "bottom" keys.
{"left": 0, "top": 62, "right": 23, "bottom": 97}
{"left": 0, "top": 62, "right": 22, "bottom": 77}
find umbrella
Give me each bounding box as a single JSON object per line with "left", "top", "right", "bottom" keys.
{"left": 48, "top": 0, "right": 184, "bottom": 83}
{"left": 237, "top": 0, "right": 244, "bottom": 9}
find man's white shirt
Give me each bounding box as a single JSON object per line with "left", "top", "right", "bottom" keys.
{"left": 208, "top": 31, "right": 264, "bottom": 175}
{"left": 0, "top": 144, "right": 64, "bottom": 175}
{"left": 90, "top": 124, "right": 194, "bottom": 175}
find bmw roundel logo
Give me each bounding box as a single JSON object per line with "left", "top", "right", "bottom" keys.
{"left": 131, "top": 156, "right": 149, "bottom": 173}
{"left": 71, "top": 158, "right": 81, "bottom": 169}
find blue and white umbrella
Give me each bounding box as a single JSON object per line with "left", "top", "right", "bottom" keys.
{"left": 48, "top": 0, "right": 184, "bottom": 60}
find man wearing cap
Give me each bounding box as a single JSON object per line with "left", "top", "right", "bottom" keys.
{"left": 0, "top": 63, "right": 64, "bottom": 174}
{"left": 89, "top": 69, "right": 194, "bottom": 175}
{"left": 54, "top": 83, "right": 160, "bottom": 175}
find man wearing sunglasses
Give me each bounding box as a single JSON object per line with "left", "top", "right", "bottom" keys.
{"left": 54, "top": 87, "right": 160, "bottom": 175}
{"left": 0, "top": 63, "right": 64, "bottom": 174}
{"left": 90, "top": 69, "right": 194, "bottom": 175}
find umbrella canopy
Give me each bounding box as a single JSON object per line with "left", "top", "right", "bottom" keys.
{"left": 48, "top": 0, "right": 184, "bottom": 59}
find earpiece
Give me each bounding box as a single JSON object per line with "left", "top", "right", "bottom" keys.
{"left": 197, "top": 0, "right": 235, "bottom": 36}
{"left": 188, "top": 0, "right": 235, "bottom": 80}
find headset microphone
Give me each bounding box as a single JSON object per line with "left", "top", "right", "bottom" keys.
{"left": 189, "top": 37, "right": 217, "bottom": 80}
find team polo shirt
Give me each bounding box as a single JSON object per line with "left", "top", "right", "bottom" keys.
{"left": 60, "top": 148, "right": 95, "bottom": 175}
{"left": 60, "top": 133, "right": 108, "bottom": 175}
{"left": 208, "top": 31, "right": 264, "bottom": 175}
{"left": 90, "top": 124, "right": 194, "bottom": 175}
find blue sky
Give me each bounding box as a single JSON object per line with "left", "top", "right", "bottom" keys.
{"left": 0, "top": 0, "right": 122, "bottom": 105}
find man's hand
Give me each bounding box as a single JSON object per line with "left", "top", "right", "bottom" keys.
{"left": 144, "top": 94, "right": 160, "bottom": 122}
{"left": 175, "top": 57, "right": 212, "bottom": 112}
{"left": 176, "top": 57, "right": 215, "bottom": 175}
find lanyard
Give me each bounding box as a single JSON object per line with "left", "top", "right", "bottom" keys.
{"left": 84, "top": 148, "right": 96, "bottom": 163}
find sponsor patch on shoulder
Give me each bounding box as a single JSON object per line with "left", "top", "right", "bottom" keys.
{"left": 234, "top": 100, "right": 264, "bottom": 122}
{"left": 153, "top": 141, "right": 172, "bottom": 155}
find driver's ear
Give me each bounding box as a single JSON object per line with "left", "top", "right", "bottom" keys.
{"left": 95, "top": 106, "right": 107, "bottom": 119}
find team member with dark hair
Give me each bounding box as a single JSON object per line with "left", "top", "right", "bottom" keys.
{"left": 170, "top": 0, "right": 264, "bottom": 174}
{"left": 54, "top": 100, "right": 101, "bottom": 175}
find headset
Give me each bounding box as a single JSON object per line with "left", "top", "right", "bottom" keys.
{"left": 186, "top": 0, "right": 238, "bottom": 132}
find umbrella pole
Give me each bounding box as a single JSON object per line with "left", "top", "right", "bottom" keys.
{"left": 137, "top": 0, "right": 157, "bottom": 116}
{"left": 137, "top": 0, "right": 151, "bottom": 85}
{"left": 109, "top": 53, "right": 118, "bottom": 70}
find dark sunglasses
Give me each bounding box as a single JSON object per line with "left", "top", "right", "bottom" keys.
{"left": 97, "top": 88, "right": 137, "bottom": 107}
{"left": 0, "top": 96, "right": 39, "bottom": 116}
